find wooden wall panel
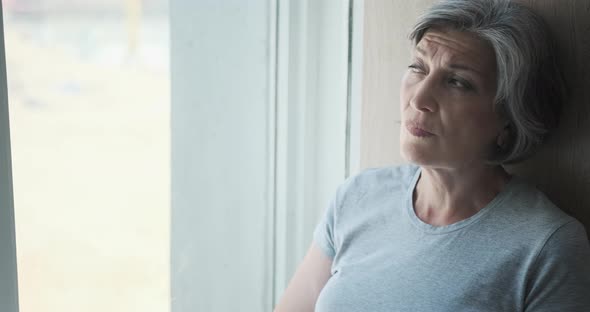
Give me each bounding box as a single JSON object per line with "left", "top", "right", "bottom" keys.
{"left": 507, "top": 0, "right": 590, "bottom": 237}
{"left": 360, "top": 0, "right": 590, "bottom": 237}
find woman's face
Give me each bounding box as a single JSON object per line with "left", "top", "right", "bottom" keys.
{"left": 400, "top": 29, "right": 501, "bottom": 169}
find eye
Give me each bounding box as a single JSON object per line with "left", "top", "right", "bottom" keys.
{"left": 448, "top": 77, "right": 474, "bottom": 91}
{"left": 408, "top": 63, "right": 426, "bottom": 74}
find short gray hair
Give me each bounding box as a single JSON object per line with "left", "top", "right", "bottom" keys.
{"left": 409, "top": 0, "right": 566, "bottom": 164}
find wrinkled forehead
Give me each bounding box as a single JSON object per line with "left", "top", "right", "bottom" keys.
{"left": 415, "top": 29, "right": 496, "bottom": 72}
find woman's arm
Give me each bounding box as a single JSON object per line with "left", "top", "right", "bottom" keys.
{"left": 273, "top": 242, "right": 333, "bottom": 312}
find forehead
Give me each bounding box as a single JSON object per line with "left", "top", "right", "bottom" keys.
{"left": 415, "top": 29, "right": 496, "bottom": 72}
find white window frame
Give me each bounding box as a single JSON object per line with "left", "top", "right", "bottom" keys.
{"left": 170, "top": 0, "right": 351, "bottom": 309}
{"left": 347, "top": 0, "right": 364, "bottom": 177}
{"left": 273, "top": 0, "right": 352, "bottom": 303}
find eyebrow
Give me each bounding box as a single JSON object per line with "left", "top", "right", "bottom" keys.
{"left": 448, "top": 64, "right": 485, "bottom": 76}
{"left": 415, "top": 46, "right": 427, "bottom": 55}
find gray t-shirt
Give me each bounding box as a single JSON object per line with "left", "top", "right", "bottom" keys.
{"left": 313, "top": 164, "right": 590, "bottom": 312}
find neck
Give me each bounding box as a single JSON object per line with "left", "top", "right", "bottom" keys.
{"left": 413, "top": 164, "right": 511, "bottom": 226}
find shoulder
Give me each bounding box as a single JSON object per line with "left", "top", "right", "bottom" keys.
{"left": 494, "top": 177, "right": 577, "bottom": 234}
{"left": 487, "top": 177, "right": 589, "bottom": 267}
{"left": 331, "top": 163, "right": 418, "bottom": 214}
{"left": 524, "top": 219, "right": 590, "bottom": 310}
{"left": 342, "top": 163, "right": 418, "bottom": 192}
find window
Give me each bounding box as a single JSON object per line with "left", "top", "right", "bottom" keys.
{"left": 0, "top": 0, "right": 355, "bottom": 310}
{"left": 3, "top": 1, "right": 170, "bottom": 311}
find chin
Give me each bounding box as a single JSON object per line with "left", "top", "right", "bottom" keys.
{"left": 400, "top": 140, "right": 453, "bottom": 168}
{"left": 400, "top": 141, "right": 434, "bottom": 165}
{"left": 401, "top": 143, "right": 488, "bottom": 171}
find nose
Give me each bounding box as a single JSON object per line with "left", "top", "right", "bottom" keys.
{"left": 409, "top": 76, "right": 438, "bottom": 113}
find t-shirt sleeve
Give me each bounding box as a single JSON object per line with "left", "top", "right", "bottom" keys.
{"left": 524, "top": 220, "right": 590, "bottom": 312}
{"left": 313, "top": 193, "right": 337, "bottom": 259}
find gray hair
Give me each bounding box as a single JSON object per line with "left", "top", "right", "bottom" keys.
{"left": 409, "top": 0, "right": 566, "bottom": 164}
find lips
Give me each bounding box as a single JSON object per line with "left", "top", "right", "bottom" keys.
{"left": 405, "top": 121, "right": 435, "bottom": 137}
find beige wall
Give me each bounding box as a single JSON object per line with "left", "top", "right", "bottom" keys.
{"left": 360, "top": 0, "right": 590, "bottom": 237}
{"left": 360, "top": 0, "right": 436, "bottom": 168}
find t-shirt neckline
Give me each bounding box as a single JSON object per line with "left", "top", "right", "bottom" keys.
{"left": 404, "top": 166, "right": 517, "bottom": 234}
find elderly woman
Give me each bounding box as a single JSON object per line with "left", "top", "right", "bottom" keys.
{"left": 274, "top": 0, "right": 590, "bottom": 311}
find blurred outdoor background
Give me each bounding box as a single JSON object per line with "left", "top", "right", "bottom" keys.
{"left": 2, "top": 0, "right": 170, "bottom": 311}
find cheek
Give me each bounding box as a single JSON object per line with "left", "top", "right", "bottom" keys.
{"left": 474, "top": 106, "right": 500, "bottom": 134}
{"left": 451, "top": 107, "right": 500, "bottom": 144}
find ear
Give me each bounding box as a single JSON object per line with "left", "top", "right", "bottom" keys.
{"left": 496, "top": 123, "right": 511, "bottom": 149}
